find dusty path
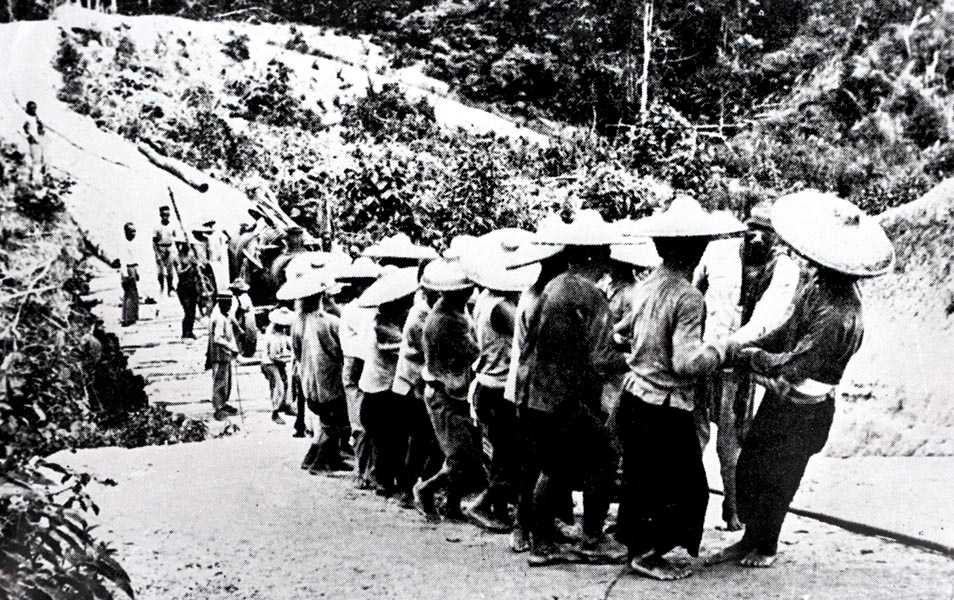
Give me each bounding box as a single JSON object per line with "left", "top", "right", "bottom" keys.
{"left": 49, "top": 272, "right": 954, "bottom": 600}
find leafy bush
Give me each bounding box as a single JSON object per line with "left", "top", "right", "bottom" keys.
{"left": 222, "top": 30, "right": 250, "bottom": 61}
{"left": 0, "top": 462, "right": 134, "bottom": 600}
{"left": 114, "top": 35, "right": 138, "bottom": 68}
{"left": 93, "top": 406, "right": 208, "bottom": 448}
{"left": 12, "top": 176, "right": 71, "bottom": 223}
{"left": 167, "top": 110, "right": 259, "bottom": 175}
{"left": 340, "top": 82, "right": 438, "bottom": 143}
{"left": 233, "top": 59, "right": 324, "bottom": 131}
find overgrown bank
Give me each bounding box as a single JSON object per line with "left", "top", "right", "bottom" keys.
{"left": 0, "top": 146, "right": 207, "bottom": 598}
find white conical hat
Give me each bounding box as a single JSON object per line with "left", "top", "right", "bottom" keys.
{"left": 771, "top": 190, "right": 894, "bottom": 277}
{"left": 276, "top": 267, "right": 334, "bottom": 301}
{"left": 533, "top": 209, "right": 623, "bottom": 246}
{"left": 421, "top": 258, "right": 474, "bottom": 292}
{"left": 362, "top": 233, "right": 438, "bottom": 260}
{"left": 464, "top": 228, "right": 541, "bottom": 292}
{"left": 505, "top": 214, "right": 566, "bottom": 269}
{"left": 357, "top": 266, "right": 420, "bottom": 307}
{"left": 625, "top": 196, "right": 746, "bottom": 238}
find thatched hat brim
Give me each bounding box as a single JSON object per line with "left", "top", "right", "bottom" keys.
{"left": 275, "top": 268, "right": 332, "bottom": 301}
{"left": 771, "top": 190, "right": 894, "bottom": 277}
{"left": 624, "top": 197, "right": 746, "bottom": 239}
{"left": 421, "top": 259, "right": 473, "bottom": 292}
{"left": 334, "top": 257, "right": 383, "bottom": 282}
{"left": 610, "top": 239, "right": 662, "bottom": 267}
{"left": 357, "top": 267, "right": 420, "bottom": 308}
{"left": 464, "top": 228, "right": 540, "bottom": 289}
{"left": 269, "top": 307, "right": 294, "bottom": 326}
{"left": 362, "top": 234, "right": 438, "bottom": 261}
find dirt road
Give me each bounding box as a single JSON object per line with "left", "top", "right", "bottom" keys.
{"left": 50, "top": 289, "right": 954, "bottom": 600}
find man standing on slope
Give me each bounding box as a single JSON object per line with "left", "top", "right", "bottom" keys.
{"left": 706, "top": 190, "right": 894, "bottom": 568}
{"left": 153, "top": 205, "right": 178, "bottom": 297}
{"left": 22, "top": 101, "right": 45, "bottom": 184}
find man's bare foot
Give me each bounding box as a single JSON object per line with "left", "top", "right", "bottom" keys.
{"left": 629, "top": 554, "right": 692, "bottom": 581}
{"left": 704, "top": 540, "right": 753, "bottom": 566}
{"left": 717, "top": 515, "right": 744, "bottom": 532}
{"left": 739, "top": 550, "right": 777, "bottom": 568}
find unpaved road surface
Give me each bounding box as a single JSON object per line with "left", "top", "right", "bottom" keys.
{"left": 51, "top": 290, "right": 954, "bottom": 600}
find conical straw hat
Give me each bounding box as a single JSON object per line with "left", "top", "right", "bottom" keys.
{"left": 505, "top": 214, "right": 566, "bottom": 270}
{"left": 421, "top": 259, "right": 474, "bottom": 292}
{"left": 443, "top": 235, "right": 478, "bottom": 261}
{"left": 610, "top": 237, "right": 661, "bottom": 267}
{"left": 269, "top": 307, "right": 294, "bottom": 326}
{"left": 276, "top": 267, "right": 333, "bottom": 301}
{"left": 465, "top": 228, "right": 541, "bottom": 292}
{"left": 624, "top": 196, "right": 746, "bottom": 238}
{"left": 533, "top": 209, "right": 623, "bottom": 246}
{"left": 771, "top": 190, "right": 894, "bottom": 277}
{"left": 357, "top": 266, "right": 420, "bottom": 307}
{"left": 362, "top": 233, "right": 438, "bottom": 260}
{"left": 335, "top": 257, "right": 384, "bottom": 282}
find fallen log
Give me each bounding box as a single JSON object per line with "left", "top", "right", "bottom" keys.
{"left": 137, "top": 143, "right": 210, "bottom": 193}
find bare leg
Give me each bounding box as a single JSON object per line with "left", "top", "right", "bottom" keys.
{"left": 740, "top": 550, "right": 777, "bottom": 568}
{"left": 704, "top": 538, "right": 755, "bottom": 566}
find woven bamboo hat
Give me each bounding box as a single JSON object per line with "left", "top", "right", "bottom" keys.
{"left": 362, "top": 233, "right": 438, "bottom": 261}
{"left": 334, "top": 257, "right": 383, "bottom": 282}
{"left": 505, "top": 214, "right": 567, "bottom": 269}
{"left": 443, "top": 235, "right": 478, "bottom": 261}
{"left": 269, "top": 307, "right": 294, "bottom": 326}
{"left": 609, "top": 236, "right": 661, "bottom": 268}
{"left": 625, "top": 196, "right": 746, "bottom": 239}
{"left": 421, "top": 258, "right": 474, "bottom": 292}
{"left": 283, "top": 252, "right": 350, "bottom": 282}
{"left": 357, "top": 266, "right": 420, "bottom": 308}
{"left": 771, "top": 190, "right": 894, "bottom": 277}
{"left": 465, "top": 228, "right": 541, "bottom": 292}
{"left": 534, "top": 209, "right": 623, "bottom": 245}
{"left": 275, "top": 267, "right": 333, "bottom": 301}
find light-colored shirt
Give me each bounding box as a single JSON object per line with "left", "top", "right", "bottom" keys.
{"left": 118, "top": 239, "right": 138, "bottom": 279}
{"left": 620, "top": 264, "right": 728, "bottom": 412}
{"left": 261, "top": 326, "right": 292, "bottom": 365}
{"left": 392, "top": 291, "right": 431, "bottom": 396}
{"left": 504, "top": 287, "right": 540, "bottom": 404}
{"left": 153, "top": 222, "right": 178, "bottom": 247}
{"left": 472, "top": 290, "right": 513, "bottom": 389}
{"left": 208, "top": 311, "right": 238, "bottom": 362}
{"left": 693, "top": 237, "right": 743, "bottom": 341}
{"left": 358, "top": 310, "right": 404, "bottom": 394}
{"left": 23, "top": 115, "right": 43, "bottom": 143}
{"left": 339, "top": 302, "right": 374, "bottom": 359}
{"left": 732, "top": 250, "right": 802, "bottom": 346}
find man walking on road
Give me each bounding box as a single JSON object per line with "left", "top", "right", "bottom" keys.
{"left": 22, "top": 101, "right": 45, "bottom": 184}
{"left": 153, "top": 206, "right": 178, "bottom": 296}
{"left": 117, "top": 222, "right": 140, "bottom": 327}
{"left": 207, "top": 292, "right": 240, "bottom": 420}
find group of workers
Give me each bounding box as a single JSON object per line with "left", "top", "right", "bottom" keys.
{"left": 139, "top": 188, "right": 894, "bottom": 582}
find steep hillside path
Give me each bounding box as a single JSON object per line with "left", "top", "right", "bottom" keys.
{"left": 46, "top": 266, "right": 954, "bottom": 600}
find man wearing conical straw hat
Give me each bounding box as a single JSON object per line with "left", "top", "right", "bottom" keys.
{"left": 614, "top": 195, "right": 745, "bottom": 581}
{"left": 280, "top": 267, "right": 352, "bottom": 473}
{"left": 462, "top": 228, "right": 541, "bottom": 531}
{"left": 706, "top": 190, "right": 894, "bottom": 569}
{"left": 508, "top": 209, "right": 631, "bottom": 566}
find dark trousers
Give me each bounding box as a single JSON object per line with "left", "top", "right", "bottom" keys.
{"left": 177, "top": 288, "right": 198, "bottom": 337}
{"left": 121, "top": 276, "right": 139, "bottom": 326}
{"left": 473, "top": 384, "right": 519, "bottom": 516}
{"left": 617, "top": 394, "right": 709, "bottom": 558}
{"left": 306, "top": 399, "right": 352, "bottom": 470}
{"left": 404, "top": 385, "right": 442, "bottom": 494}
{"left": 424, "top": 383, "right": 487, "bottom": 496}
{"left": 737, "top": 393, "right": 835, "bottom": 555}
{"left": 516, "top": 404, "right": 613, "bottom": 540}
{"left": 361, "top": 390, "right": 409, "bottom": 492}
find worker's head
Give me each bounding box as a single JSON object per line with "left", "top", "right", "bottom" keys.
{"left": 176, "top": 241, "right": 190, "bottom": 255}
{"left": 159, "top": 206, "right": 171, "bottom": 224}
{"left": 217, "top": 294, "right": 233, "bottom": 315}
{"left": 652, "top": 237, "right": 709, "bottom": 273}
{"left": 562, "top": 245, "right": 612, "bottom": 281}
{"left": 124, "top": 222, "right": 136, "bottom": 241}
{"left": 25, "top": 101, "right": 37, "bottom": 116}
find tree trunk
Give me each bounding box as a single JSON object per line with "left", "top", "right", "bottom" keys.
{"left": 640, "top": 0, "right": 653, "bottom": 120}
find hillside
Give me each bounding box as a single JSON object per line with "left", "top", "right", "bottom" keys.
{"left": 1, "top": 6, "right": 953, "bottom": 456}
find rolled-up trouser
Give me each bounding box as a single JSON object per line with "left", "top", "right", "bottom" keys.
{"left": 28, "top": 142, "right": 44, "bottom": 183}
{"left": 211, "top": 361, "right": 232, "bottom": 411}
{"left": 261, "top": 362, "right": 288, "bottom": 412}
{"left": 424, "top": 383, "right": 487, "bottom": 497}
{"left": 155, "top": 246, "right": 174, "bottom": 289}
{"left": 696, "top": 372, "right": 744, "bottom": 523}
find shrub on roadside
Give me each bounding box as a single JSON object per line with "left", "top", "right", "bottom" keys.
{"left": 222, "top": 30, "right": 250, "bottom": 61}
{"left": 12, "top": 176, "right": 71, "bottom": 223}
{"left": 340, "top": 82, "right": 438, "bottom": 143}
